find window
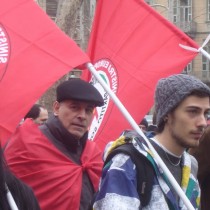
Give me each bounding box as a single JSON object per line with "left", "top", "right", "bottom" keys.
{"left": 202, "top": 41, "right": 210, "bottom": 79}
{"left": 202, "top": 45, "right": 210, "bottom": 71}
{"left": 180, "top": 0, "right": 192, "bottom": 21}
{"left": 172, "top": 0, "right": 178, "bottom": 23}
{"left": 170, "top": 0, "right": 192, "bottom": 23}
{"left": 208, "top": 0, "right": 210, "bottom": 21}
{"left": 183, "top": 62, "right": 192, "bottom": 74}
{"left": 46, "top": 0, "right": 58, "bottom": 21}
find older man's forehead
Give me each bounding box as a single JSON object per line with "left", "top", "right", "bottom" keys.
{"left": 63, "top": 99, "right": 96, "bottom": 107}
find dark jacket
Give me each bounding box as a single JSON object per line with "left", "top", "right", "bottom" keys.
{"left": 0, "top": 148, "right": 40, "bottom": 210}
{"left": 5, "top": 117, "right": 103, "bottom": 210}
{"left": 40, "top": 116, "right": 97, "bottom": 210}
{"left": 189, "top": 126, "right": 210, "bottom": 210}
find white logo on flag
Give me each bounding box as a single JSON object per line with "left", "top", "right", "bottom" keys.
{"left": 88, "top": 59, "right": 118, "bottom": 141}
{"left": 0, "top": 25, "right": 10, "bottom": 81}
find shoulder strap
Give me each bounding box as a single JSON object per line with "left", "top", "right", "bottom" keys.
{"left": 105, "top": 143, "right": 155, "bottom": 207}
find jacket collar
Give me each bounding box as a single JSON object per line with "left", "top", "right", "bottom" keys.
{"left": 45, "top": 115, "right": 88, "bottom": 152}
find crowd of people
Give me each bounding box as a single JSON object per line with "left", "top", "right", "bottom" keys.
{"left": 1, "top": 74, "right": 210, "bottom": 210}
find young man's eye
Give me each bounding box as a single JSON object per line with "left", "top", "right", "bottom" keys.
{"left": 188, "top": 109, "right": 198, "bottom": 115}
{"left": 189, "top": 110, "right": 195, "bottom": 113}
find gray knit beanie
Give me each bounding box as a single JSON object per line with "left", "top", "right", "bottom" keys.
{"left": 155, "top": 74, "right": 210, "bottom": 127}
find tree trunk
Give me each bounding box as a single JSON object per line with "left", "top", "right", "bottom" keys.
{"left": 36, "top": 0, "right": 96, "bottom": 112}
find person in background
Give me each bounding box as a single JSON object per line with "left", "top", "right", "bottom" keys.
{"left": 146, "top": 124, "right": 157, "bottom": 138}
{"left": 93, "top": 74, "right": 210, "bottom": 210}
{"left": 24, "top": 104, "right": 48, "bottom": 125}
{"left": 138, "top": 117, "right": 148, "bottom": 133}
{"left": 4, "top": 79, "right": 104, "bottom": 210}
{"left": 189, "top": 125, "right": 210, "bottom": 210}
{"left": 0, "top": 148, "right": 40, "bottom": 210}
{"left": 146, "top": 112, "right": 158, "bottom": 138}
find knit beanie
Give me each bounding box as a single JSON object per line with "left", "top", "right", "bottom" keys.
{"left": 155, "top": 74, "right": 210, "bottom": 126}
{"left": 56, "top": 79, "right": 104, "bottom": 107}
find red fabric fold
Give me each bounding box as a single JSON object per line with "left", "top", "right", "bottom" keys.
{"left": 5, "top": 119, "right": 102, "bottom": 210}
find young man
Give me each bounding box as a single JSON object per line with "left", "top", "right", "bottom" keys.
{"left": 24, "top": 104, "right": 49, "bottom": 125}
{"left": 93, "top": 74, "right": 210, "bottom": 210}
{"left": 5, "top": 79, "right": 104, "bottom": 210}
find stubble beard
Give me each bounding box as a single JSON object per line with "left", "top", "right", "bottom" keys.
{"left": 170, "top": 129, "right": 199, "bottom": 149}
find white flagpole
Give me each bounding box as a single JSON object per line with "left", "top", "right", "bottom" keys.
{"left": 86, "top": 62, "right": 195, "bottom": 210}
{"left": 200, "top": 48, "right": 210, "bottom": 60}
{"left": 6, "top": 184, "right": 19, "bottom": 210}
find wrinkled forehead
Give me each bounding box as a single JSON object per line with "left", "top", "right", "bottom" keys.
{"left": 60, "top": 99, "right": 96, "bottom": 108}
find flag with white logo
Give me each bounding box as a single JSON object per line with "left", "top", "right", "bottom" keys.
{"left": 0, "top": 0, "right": 89, "bottom": 146}
{"left": 82, "top": 0, "right": 199, "bottom": 150}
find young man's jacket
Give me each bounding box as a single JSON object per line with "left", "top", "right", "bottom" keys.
{"left": 4, "top": 117, "right": 103, "bottom": 210}
{"left": 93, "top": 131, "right": 200, "bottom": 210}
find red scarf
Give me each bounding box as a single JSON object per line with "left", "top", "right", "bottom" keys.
{"left": 5, "top": 119, "right": 103, "bottom": 210}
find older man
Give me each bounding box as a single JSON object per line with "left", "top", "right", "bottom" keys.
{"left": 5, "top": 79, "right": 104, "bottom": 210}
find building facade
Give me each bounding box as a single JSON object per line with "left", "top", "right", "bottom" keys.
{"left": 146, "top": 0, "right": 210, "bottom": 84}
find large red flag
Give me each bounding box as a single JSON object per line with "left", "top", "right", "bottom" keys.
{"left": 0, "top": 0, "right": 89, "bottom": 145}
{"left": 82, "top": 0, "right": 199, "bottom": 150}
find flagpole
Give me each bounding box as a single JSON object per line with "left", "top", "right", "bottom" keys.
{"left": 199, "top": 34, "right": 210, "bottom": 60}
{"left": 86, "top": 62, "right": 195, "bottom": 210}
{"left": 200, "top": 48, "right": 210, "bottom": 60}
{"left": 6, "top": 184, "right": 19, "bottom": 210}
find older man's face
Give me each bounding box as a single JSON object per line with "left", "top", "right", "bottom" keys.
{"left": 53, "top": 100, "right": 95, "bottom": 139}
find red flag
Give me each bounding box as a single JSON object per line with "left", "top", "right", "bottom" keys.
{"left": 0, "top": 0, "right": 89, "bottom": 146}
{"left": 82, "top": 0, "right": 199, "bottom": 150}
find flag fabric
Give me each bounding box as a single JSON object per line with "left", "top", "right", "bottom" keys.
{"left": 4, "top": 118, "right": 103, "bottom": 210}
{"left": 82, "top": 0, "right": 199, "bottom": 151}
{"left": 0, "top": 0, "right": 89, "bottom": 146}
